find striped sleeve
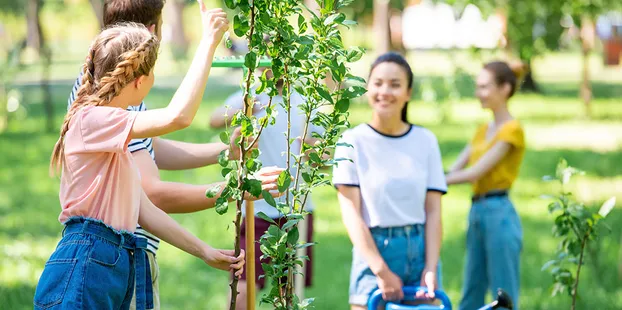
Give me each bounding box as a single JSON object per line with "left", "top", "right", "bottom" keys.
{"left": 67, "top": 73, "right": 83, "bottom": 111}
{"left": 126, "top": 103, "right": 150, "bottom": 155}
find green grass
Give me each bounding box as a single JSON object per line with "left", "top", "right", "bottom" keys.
{"left": 1, "top": 70, "right": 622, "bottom": 310}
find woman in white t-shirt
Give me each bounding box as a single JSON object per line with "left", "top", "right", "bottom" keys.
{"left": 332, "top": 52, "right": 447, "bottom": 309}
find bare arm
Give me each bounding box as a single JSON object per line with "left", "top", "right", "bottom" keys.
{"left": 133, "top": 150, "right": 282, "bottom": 214}
{"left": 337, "top": 185, "right": 388, "bottom": 275}
{"left": 446, "top": 142, "right": 511, "bottom": 185}
{"left": 448, "top": 144, "right": 472, "bottom": 173}
{"left": 131, "top": 8, "right": 228, "bottom": 139}
{"left": 424, "top": 191, "right": 442, "bottom": 271}
{"left": 152, "top": 137, "right": 227, "bottom": 170}
{"left": 137, "top": 189, "right": 244, "bottom": 275}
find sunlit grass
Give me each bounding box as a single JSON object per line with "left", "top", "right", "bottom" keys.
{"left": 2, "top": 72, "right": 621, "bottom": 309}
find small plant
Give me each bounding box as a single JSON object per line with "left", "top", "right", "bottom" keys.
{"left": 541, "top": 158, "right": 616, "bottom": 310}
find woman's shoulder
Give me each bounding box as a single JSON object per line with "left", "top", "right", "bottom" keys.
{"left": 410, "top": 124, "right": 440, "bottom": 144}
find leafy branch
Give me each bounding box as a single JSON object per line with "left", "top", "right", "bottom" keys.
{"left": 541, "top": 158, "right": 616, "bottom": 310}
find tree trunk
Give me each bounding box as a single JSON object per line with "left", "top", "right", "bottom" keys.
{"left": 26, "top": 0, "right": 43, "bottom": 53}
{"left": 373, "top": 0, "right": 391, "bottom": 55}
{"left": 580, "top": 16, "right": 595, "bottom": 119}
{"left": 42, "top": 47, "right": 54, "bottom": 132}
{"left": 88, "top": 0, "right": 104, "bottom": 29}
{"left": 520, "top": 60, "right": 539, "bottom": 92}
{"left": 165, "top": 0, "right": 190, "bottom": 61}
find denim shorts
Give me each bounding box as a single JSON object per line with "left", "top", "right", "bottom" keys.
{"left": 34, "top": 218, "right": 152, "bottom": 310}
{"left": 349, "top": 224, "right": 443, "bottom": 306}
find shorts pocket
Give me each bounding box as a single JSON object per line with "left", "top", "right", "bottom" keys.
{"left": 34, "top": 259, "right": 78, "bottom": 309}
{"left": 88, "top": 240, "right": 121, "bottom": 267}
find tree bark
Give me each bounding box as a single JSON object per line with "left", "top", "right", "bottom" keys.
{"left": 580, "top": 16, "right": 595, "bottom": 119}
{"left": 88, "top": 0, "right": 104, "bottom": 29}
{"left": 520, "top": 60, "right": 539, "bottom": 93}
{"left": 165, "top": 0, "right": 190, "bottom": 61}
{"left": 26, "top": 0, "right": 43, "bottom": 53}
{"left": 373, "top": 0, "right": 391, "bottom": 55}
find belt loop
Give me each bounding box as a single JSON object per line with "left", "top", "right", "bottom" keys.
{"left": 119, "top": 233, "right": 125, "bottom": 251}
{"left": 388, "top": 227, "right": 393, "bottom": 239}
{"left": 81, "top": 219, "right": 88, "bottom": 234}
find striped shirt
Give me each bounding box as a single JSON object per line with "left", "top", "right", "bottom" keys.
{"left": 68, "top": 73, "right": 160, "bottom": 255}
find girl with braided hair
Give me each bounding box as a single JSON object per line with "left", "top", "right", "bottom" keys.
{"left": 34, "top": 6, "right": 251, "bottom": 310}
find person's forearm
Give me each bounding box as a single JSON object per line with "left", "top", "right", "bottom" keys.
{"left": 165, "top": 38, "right": 219, "bottom": 125}
{"left": 146, "top": 180, "right": 224, "bottom": 214}
{"left": 445, "top": 169, "right": 476, "bottom": 185}
{"left": 424, "top": 204, "right": 442, "bottom": 269}
{"left": 153, "top": 138, "right": 227, "bottom": 170}
{"left": 138, "top": 193, "right": 211, "bottom": 260}
{"left": 341, "top": 204, "right": 387, "bottom": 275}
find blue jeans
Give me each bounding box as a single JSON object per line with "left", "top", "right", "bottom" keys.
{"left": 34, "top": 218, "right": 152, "bottom": 310}
{"left": 459, "top": 195, "right": 523, "bottom": 310}
{"left": 349, "top": 224, "right": 443, "bottom": 306}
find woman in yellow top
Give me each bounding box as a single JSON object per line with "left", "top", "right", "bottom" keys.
{"left": 446, "top": 61, "right": 525, "bottom": 310}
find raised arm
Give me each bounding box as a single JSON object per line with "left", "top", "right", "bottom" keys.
{"left": 131, "top": 4, "right": 228, "bottom": 139}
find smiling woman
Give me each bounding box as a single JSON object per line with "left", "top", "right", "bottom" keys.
{"left": 332, "top": 52, "right": 447, "bottom": 309}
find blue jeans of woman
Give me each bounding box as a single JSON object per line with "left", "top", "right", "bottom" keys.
{"left": 459, "top": 195, "right": 523, "bottom": 310}
{"left": 349, "top": 224, "right": 443, "bottom": 306}
{"left": 33, "top": 218, "right": 152, "bottom": 310}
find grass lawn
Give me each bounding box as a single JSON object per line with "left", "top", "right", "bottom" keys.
{"left": 1, "top": 64, "right": 621, "bottom": 310}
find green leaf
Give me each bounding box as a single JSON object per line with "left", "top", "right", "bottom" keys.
{"left": 257, "top": 212, "right": 277, "bottom": 225}
{"left": 298, "top": 35, "right": 314, "bottom": 45}
{"left": 541, "top": 259, "right": 557, "bottom": 271}
{"left": 342, "top": 19, "right": 357, "bottom": 26}
{"left": 218, "top": 150, "right": 228, "bottom": 167}
{"left": 224, "top": 0, "right": 237, "bottom": 10}
{"left": 324, "top": 13, "right": 345, "bottom": 26}
{"left": 277, "top": 170, "right": 292, "bottom": 193}
{"left": 233, "top": 14, "right": 250, "bottom": 37}
{"left": 309, "top": 152, "right": 322, "bottom": 164}
{"left": 297, "top": 14, "right": 308, "bottom": 34}
{"left": 205, "top": 185, "right": 221, "bottom": 198}
{"left": 244, "top": 51, "right": 258, "bottom": 71}
{"left": 346, "top": 47, "right": 364, "bottom": 62}
{"left": 240, "top": 116, "right": 254, "bottom": 136}
{"left": 315, "top": 86, "right": 333, "bottom": 104}
{"left": 225, "top": 37, "right": 233, "bottom": 49}
{"left": 343, "top": 86, "right": 367, "bottom": 99}
{"left": 221, "top": 167, "right": 233, "bottom": 177}
{"left": 262, "top": 190, "right": 277, "bottom": 208}
{"left": 246, "top": 179, "right": 263, "bottom": 198}
{"left": 302, "top": 172, "right": 312, "bottom": 183}
{"left": 323, "top": 0, "right": 335, "bottom": 11}
{"left": 335, "top": 99, "right": 350, "bottom": 113}
{"left": 219, "top": 131, "right": 230, "bottom": 144}
{"left": 336, "top": 0, "right": 355, "bottom": 9}
{"left": 282, "top": 219, "right": 299, "bottom": 231}
{"left": 346, "top": 74, "right": 366, "bottom": 85}
{"left": 336, "top": 141, "right": 353, "bottom": 148}
{"left": 287, "top": 227, "right": 299, "bottom": 245}
{"left": 215, "top": 197, "right": 229, "bottom": 215}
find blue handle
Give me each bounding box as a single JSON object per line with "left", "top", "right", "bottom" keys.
{"left": 368, "top": 286, "right": 452, "bottom": 310}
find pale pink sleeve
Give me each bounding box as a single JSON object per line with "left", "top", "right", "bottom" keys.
{"left": 77, "top": 106, "right": 138, "bottom": 153}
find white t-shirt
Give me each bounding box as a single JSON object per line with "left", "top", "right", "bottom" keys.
{"left": 222, "top": 90, "right": 324, "bottom": 218}
{"left": 332, "top": 124, "right": 447, "bottom": 228}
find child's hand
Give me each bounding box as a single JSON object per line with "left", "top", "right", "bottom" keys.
{"left": 202, "top": 247, "right": 245, "bottom": 277}
{"left": 197, "top": 1, "right": 229, "bottom": 45}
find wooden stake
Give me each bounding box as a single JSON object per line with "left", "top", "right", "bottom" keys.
{"left": 245, "top": 201, "right": 255, "bottom": 310}
{"left": 294, "top": 216, "right": 308, "bottom": 301}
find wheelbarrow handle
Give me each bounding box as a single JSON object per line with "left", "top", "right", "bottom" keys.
{"left": 368, "top": 286, "right": 452, "bottom": 310}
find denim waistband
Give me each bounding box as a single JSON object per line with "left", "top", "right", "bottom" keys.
{"left": 63, "top": 218, "right": 153, "bottom": 310}
{"left": 471, "top": 190, "right": 509, "bottom": 203}
{"left": 369, "top": 224, "right": 424, "bottom": 238}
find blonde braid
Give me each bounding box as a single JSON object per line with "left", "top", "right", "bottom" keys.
{"left": 50, "top": 24, "right": 159, "bottom": 176}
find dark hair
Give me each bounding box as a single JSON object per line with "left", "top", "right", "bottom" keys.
{"left": 104, "top": 0, "right": 165, "bottom": 30}
{"left": 369, "top": 52, "right": 414, "bottom": 123}
{"left": 483, "top": 61, "right": 523, "bottom": 99}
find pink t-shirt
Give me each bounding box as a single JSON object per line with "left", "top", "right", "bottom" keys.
{"left": 58, "top": 106, "right": 142, "bottom": 232}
